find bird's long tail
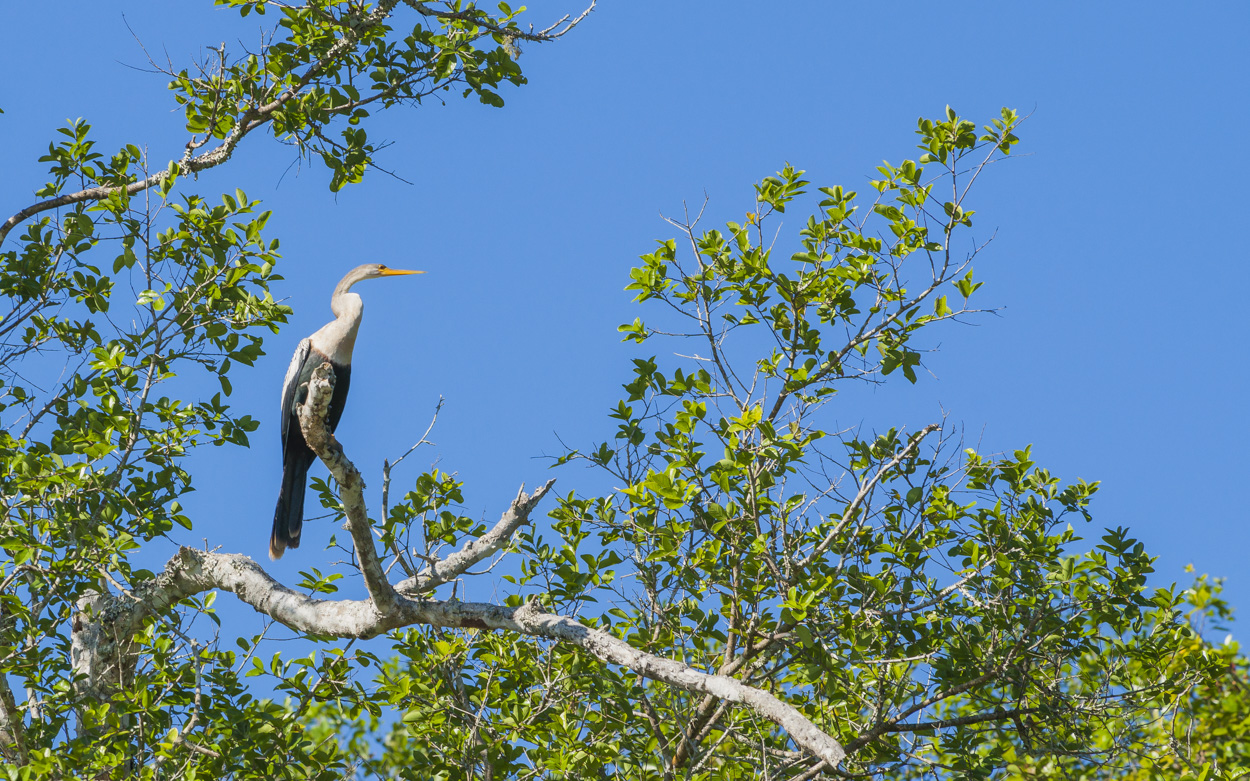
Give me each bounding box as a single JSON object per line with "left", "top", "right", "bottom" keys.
{"left": 270, "top": 454, "right": 312, "bottom": 559}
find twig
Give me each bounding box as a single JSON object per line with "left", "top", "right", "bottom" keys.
{"left": 395, "top": 479, "right": 556, "bottom": 596}
{"left": 800, "top": 424, "right": 940, "bottom": 569}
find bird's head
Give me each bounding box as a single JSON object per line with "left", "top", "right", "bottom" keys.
{"left": 361, "top": 263, "right": 423, "bottom": 280}
{"left": 337, "top": 263, "right": 424, "bottom": 295}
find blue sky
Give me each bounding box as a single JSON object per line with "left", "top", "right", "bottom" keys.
{"left": 2, "top": 2, "right": 1248, "bottom": 636}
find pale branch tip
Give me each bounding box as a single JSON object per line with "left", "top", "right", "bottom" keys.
{"left": 397, "top": 476, "right": 557, "bottom": 596}
{"left": 800, "top": 422, "right": 941, "bottom": 570}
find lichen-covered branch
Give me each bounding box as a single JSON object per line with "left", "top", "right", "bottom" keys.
{"left": 402, "top": 0, "right": 596, "bottom": 42}
{"left": 299, "top": 363, "right": 397, "bottom": 614}
{"left": 118, "top": 545, "right": 848, "bottom": 766}
{"left": 396, "top": 479, "right": 555, "bottom": 596}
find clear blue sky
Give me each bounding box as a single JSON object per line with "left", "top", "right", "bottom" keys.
{"left": 2, "top": 3, "right": 1247, "bottom": 636}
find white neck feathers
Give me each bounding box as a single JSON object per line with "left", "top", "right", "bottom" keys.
{"left": 309, "top": 288, "right": 364, "bottom": 366}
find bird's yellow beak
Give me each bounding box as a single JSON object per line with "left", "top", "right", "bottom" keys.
{"left": 379, "top": 268, "right": 423, "bottom": 276}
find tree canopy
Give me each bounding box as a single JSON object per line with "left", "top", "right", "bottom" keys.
{"left": 0, "top": 2, "right": 1245, "bottom": 779}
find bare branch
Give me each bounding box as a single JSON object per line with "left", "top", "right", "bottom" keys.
{"left": 402, "top": 0, "right": 596, "bottom": 42}
{"left": 299, "top": 363, "right": 398, "bottom": 615}
{"left": 381, "top": 397, "right": 444, "bottom": 577}
{"left": 800, "top": 423, "right": 940, "bottom": 569}
{"left": 396, "top": 478, "right": 556, "bottom": 596}
{"left": 124, "top": 544, "right": 846, "bottom": 767}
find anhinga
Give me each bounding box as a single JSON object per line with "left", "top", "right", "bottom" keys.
{"left": 270, "top": 263, "right": 422, "bottom": 559}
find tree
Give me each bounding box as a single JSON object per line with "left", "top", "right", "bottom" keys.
{"left": 1007, "top": 572, "right": 1249, "bottom": 781}
{"left": 0, "top": 2, "right": 1236, "bottom": 778}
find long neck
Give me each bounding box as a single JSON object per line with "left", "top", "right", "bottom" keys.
{"left": 309, "top": 283, "right": 364, "bottom": 366}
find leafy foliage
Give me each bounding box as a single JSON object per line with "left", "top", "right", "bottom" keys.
{"left": 531, "top": 107, "right": 1223, "bottom": 779}
{"left": 0, "top": 4, "right": 1240, "bottom": 779}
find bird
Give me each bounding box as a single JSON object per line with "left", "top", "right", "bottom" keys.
{"left": 270, "top": 263, "right": 422, "bottom": 560}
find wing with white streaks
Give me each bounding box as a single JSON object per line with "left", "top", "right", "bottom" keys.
{"left": 279, "top": 338, "right": 311, "bottom": 454}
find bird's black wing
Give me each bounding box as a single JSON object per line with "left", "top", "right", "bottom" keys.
{"left": 280, "top": 338, "right": 311, "bottom": 455}
{"left": 326, "top": 362, "right": 351, "bottom": 433}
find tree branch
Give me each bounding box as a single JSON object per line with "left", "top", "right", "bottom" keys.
{"left": 395, "top": 478, "right": 555, "bottom": 596}
{"left": 0, "top": 0, "right": 598, "bottom": 248}
{"left": 299, "top": 363, "right": 397, "bottom": 614}
{"left": 799, "top": 423, "right": 940, "bottom": 569}
{"left": 0, "top": 654, "right": 27, "bottom": 763}
{"left": 0, "top": 0, "right": 403, "bottom": 248}
{"left": 123, "top": 545, "right": 847, "bottom": 767}
{"left": 402, "top": 0, "right": 596, "bottom": 42}
{"left": 876, "top": 706, "right": 1041, "bottom": 734}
